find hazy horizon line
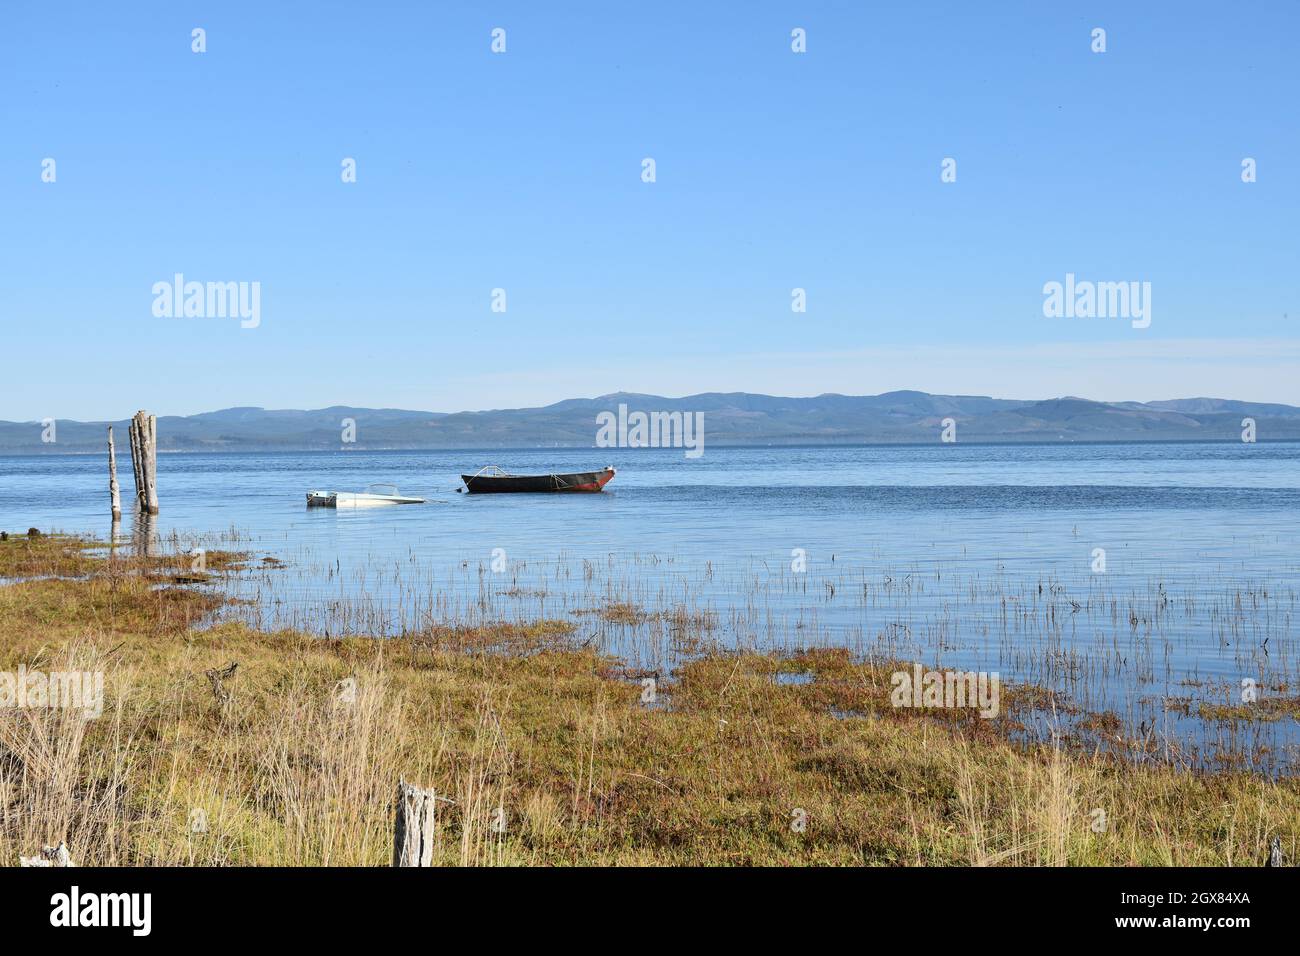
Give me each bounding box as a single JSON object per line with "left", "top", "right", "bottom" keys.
{"left": 6, "top": 387, "right": 1300, "bottom": 425}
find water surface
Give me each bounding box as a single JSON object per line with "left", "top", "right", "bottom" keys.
{"left": 2, "top": 442, "right": 1297, "bottom": 772}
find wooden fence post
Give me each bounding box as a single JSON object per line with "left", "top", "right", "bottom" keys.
{"left": 393, "top": 779, "right": 438, "bottom": 867}
{"left": 107, "top": 425, "right": 122, "bottom": 521}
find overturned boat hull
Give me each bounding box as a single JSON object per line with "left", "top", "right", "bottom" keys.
{"left": 306, "top": 490, "right": 425, "bottom": 507}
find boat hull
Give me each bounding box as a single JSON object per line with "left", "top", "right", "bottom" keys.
{"left": 306, "top": 491, "right": 425, "bottom": 507}
{"left": 461, "top": 468, "right": 615, "bottom": 494}
{"left": 336, "top": 493, "right": 425, "bottom": 506}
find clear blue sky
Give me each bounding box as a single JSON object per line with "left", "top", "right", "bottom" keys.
{"left": 2, "top": 1, "right": 1296, "bottom": 420}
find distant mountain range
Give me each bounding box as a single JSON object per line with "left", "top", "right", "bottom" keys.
{"left": 3, "top": 391, "right": 1298, "bottom": 453}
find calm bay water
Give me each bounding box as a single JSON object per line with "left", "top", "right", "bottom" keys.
{"left": 5, "top": 442, "right": 1298, "bottom": 562}
{"left": 3, "top": 442, "right": 1298, "bottom": 771}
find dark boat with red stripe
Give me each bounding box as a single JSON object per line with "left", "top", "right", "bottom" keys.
{"left": 460, "top": 465, "right": 616, "bottom": 494}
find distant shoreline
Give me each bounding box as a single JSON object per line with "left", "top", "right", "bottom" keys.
{"left": 5, "top": 391, "right": 1299, "bottom": 454}
{"left": 4, "top": 436, "right": 1300, "bottom": 458}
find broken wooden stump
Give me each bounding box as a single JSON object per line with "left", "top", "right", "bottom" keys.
{"left": 127, "top": 410, "right": 159, "bottom": 515}
{"left": 393, "top": 779, "right": 438, "bottom": 867}
{"left": 1267, "top": 835, "right": 1286, "bottom": 867}
{"left": 204, "top": 662, "right": 238, "bottom": 703}
{"left": 19, "top": 842, "right": 73, "bottom": 867}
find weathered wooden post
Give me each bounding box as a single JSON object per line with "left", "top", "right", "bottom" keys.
{"left": 107, "top": 425, "right": 122, "bottom": 521}
{"left": 127, "top": 410, "right": 159, "bottom": 514}
{"left": 143, "top": 412, "right": 159, "bottom": 515}
{"left": 1268, "top": 835, "right": 1286, "bottom": 867}
{"left": 393, "top": 779, "right": 438, "bottom": 867}
{"left": 128, "top": 416, "right": 144, "bottom": 506}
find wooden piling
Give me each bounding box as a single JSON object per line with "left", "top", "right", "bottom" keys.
{"left": 393, "top": 780, "right": 438, "bottom": 867}
{"left": 107, "top": 426, "right": 122, "bottom": 521}
{"left": 127, "top": 410, "right": 159, "bottom": 514}
{"left": 128, "top": 418, "right": 144, "bottom": 506}
{"left": 143, "top": 413, "right": 159, "bottom": 514}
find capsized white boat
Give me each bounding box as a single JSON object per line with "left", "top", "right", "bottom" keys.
{"left": 306, "top": 483, "right": 426, "bottom": 507}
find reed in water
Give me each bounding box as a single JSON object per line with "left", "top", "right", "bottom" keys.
{"left": 0, "top": 531, "right": 1296, "bottom": 866}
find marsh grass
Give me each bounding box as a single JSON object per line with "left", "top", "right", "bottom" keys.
{"left": 0, "top": 531, "right": 1297, "bottom": 866}
{"left": 209, "top": 535, "right": 1299, "bottom": 773}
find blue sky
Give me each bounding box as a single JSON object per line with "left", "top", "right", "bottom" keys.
{"left": 2, "top": 1, "right": 1297, "bottom": 420}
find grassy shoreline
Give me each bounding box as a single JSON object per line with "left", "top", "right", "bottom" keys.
{"left": 1, "top": 532, "right": 1296, "bottom": 866}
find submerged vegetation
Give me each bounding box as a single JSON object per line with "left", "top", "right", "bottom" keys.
{"left": 0, "top": 532, "right": 1296, "bottom": 866}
